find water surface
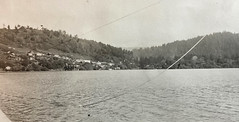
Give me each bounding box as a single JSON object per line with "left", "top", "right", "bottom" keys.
{"left": 0, "top": 69, "right": 239, "bottom": 122}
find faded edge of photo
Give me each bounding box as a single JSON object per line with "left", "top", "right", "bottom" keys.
{"left": 0, "top": 109, "right": 11, "bottom": 122}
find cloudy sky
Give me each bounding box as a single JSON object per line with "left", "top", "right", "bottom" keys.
{"left": 1, "top": 0, "right": 239, "bottom": 47}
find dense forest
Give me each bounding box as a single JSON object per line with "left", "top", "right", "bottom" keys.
{"left": 133, "top": 32, "right": 239, "bottom": 69}
{"left": 0, "top": 25, "right": 137, "bottom": 71}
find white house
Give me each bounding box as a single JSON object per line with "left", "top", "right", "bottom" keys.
{"left": 5, "top": 66, "right": 11, "bottom": 71}
{"left": 10, "top": 53, "right": 16, "bottom": 58}
{"left": 27, "top": 51, "right": 34, "bottom": 57}
{"left": 83, "top": 60, "right": 91, "bottom": 63}
{"left": 62, "top": 56, "right": 71, "bottom": 60}
{"left": 36, "top": 52, "right": 44, "bottom": 56}
{"left": 54, "top": 54, "right": 61, "bottom": 58}
{"left": 29, "top": 57, "right": 35, "bottom": 61}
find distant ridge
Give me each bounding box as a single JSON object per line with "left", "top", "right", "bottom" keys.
{"left": 132, "top": 32, "right": 239, "bottom": 69}
{"left": 133, "top": 32, "right": 239, "bottom": 58}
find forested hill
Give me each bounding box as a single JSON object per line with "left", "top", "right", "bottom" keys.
{"left": 133, "top": 32, "right": 239, "bottom": 58}
{"left": 0, "top": 25, "right": 137, "bottom": 71}
{"left": 133, "top": 32, "right": 239, "bottom": 69}
{"left": 0, "top": 25, "right": 136, "bottom": 62}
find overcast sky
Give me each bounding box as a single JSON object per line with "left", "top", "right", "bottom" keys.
{"left": 1, "top": 0, "right": 239, "bottom": 47}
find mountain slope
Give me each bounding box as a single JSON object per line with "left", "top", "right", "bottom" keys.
{"left": 133, "top": 32, "right": 239, "bottom": 58}
{"left": 0, "top": 25, "right": 137, "bottom": 71}
{"left": 132, "top": 32, "right": 239, "bottom": 69}
{"left": 0, "top": 26, "right": 137, "bottom": 62}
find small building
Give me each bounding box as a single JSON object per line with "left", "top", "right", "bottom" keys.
{"left": 108, "top": 63, "right": 115, "bottom": 66}
{"left": 83, "top": 60, "right": 91, "bottom": 63}
{"left": 5, "top": 66, "right": 11, "bottom": 71}
{"left": 36, "top": 52, "right": 44, "bottom": 57}
{"left": 10, "top": 53, "right": 16, "bottom": 58}
{"left": 54, "top": 54, "right": 61, "bottom": 58}
{"left": 27, "top": 51, "right": 34, "bottom": 57}
{"left": 62, "top": 56, "right": 71, "bottom": 60}
{"left": 29, "top": 57, "right": 35, "bottom": 61}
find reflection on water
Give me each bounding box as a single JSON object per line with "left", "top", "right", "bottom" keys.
{"left": 0, "top": 69, "right": 239, "bottom": 122}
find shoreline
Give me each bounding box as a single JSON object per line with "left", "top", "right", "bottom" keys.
{"left": 0, "top": 109, "right": 11, "bottom": 122}
{"left": 0, "top": 68, "right": 239, "bottom": 73}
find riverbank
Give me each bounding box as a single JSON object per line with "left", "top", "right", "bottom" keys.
{"left": 0, "top": 109, "right": 11, "bottom": 122}
{"left": 1, "top": 67, "right": 239, "bottom": 73}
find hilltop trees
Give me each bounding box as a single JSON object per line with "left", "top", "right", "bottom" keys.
{"left": 133, "top": 32, "right": 239, "bottom": 69}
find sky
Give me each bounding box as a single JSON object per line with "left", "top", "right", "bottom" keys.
{"left": 1, "top": 0, "right": 239, "bottom": 47}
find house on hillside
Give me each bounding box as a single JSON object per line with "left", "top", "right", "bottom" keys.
{"left": 27, "top": 51, "right": 34, "bottom": 57}
{"left": 7, "top": 52, "right": 16, "bottom": 60}
{"left": 36, "top": 52, "right": 44, "bottom": 57}
{"left": 27, "top": 51, "right": 35, "bottom": 60}
{"left": 62, "top": 56, "right": 71, "bottom": 60}
{"left": 83, "top": 60, "right": 91, "bottom": 63}
{"left": 29, "top": 57, "right": 35, "bottom": 61}
{"left": 8, "top": 47, "right": 15, "bottom": 50}
{"left": 54, "top": 54, "right": 61, "bottom": 58}
{"left": 10, "top": 53, "right": 16, "bottom": 58}
{"left": 5, "top": 66, "right": 11, "bottom": 71}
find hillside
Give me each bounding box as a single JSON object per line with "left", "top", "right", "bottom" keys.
{"left": 0, "top": 25, "right": 137, "bottom": 71}
{"left": 1, "top": 25, "right": 239, "bottom": 71}
{"left": 133, "top": 32, "right": 239, "bottom": 69}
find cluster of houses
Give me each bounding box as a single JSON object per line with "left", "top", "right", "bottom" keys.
{"left": 72, "top": 59, "right": 119, "bottom": 70}
{"left": 3, "top": 47, "right": 120, "bottom": 71}
{"left": 6, "top": 51, "right": 22, "bottom": 61}
{"left": 26, "top": 51, "right": 71, "bottom": 61}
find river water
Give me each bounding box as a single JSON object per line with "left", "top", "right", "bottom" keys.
{"left": 0, "top": 69, "right": 239, "bottom": 122}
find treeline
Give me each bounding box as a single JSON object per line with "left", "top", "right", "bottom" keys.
{"left": 133, "top": 32, "right": 239, "bottom": 69}
{"left": 137, "top": 54, "right": 239, "bottom": 69}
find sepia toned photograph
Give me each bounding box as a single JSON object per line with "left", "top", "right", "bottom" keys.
{"left": 0, "top": 0, "right": 239, "bottom": 122}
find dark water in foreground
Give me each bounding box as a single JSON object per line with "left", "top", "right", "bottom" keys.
{"left": 0, "top": 69, "right": 239, "bottom": 122}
